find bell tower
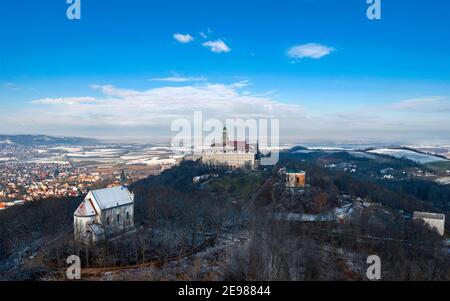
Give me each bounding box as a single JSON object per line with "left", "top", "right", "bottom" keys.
{"left": 222, "top": 126, "right": 228, "bottom": 153}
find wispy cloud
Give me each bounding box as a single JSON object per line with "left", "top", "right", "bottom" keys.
{"left": 202, "top": 40, "right": 231, "bottom": 53}
{"left": 389, "top": 96, "right": 447, "bottom": 110}
{"left": 26, "top": 81, "right": 304, "bottom": 132}
{"left": 11, "top": 84, "right": 450, "bottom": 144}
{"left": 230, "top": 80, "right": 252, "bottom": 88}
{"left": 151, "top": 75, "right": 207, "bottom": 83}
{"left": 32, "top": 97, "right": 97, "bottom": 105}
{"left": 199, "top": 28, "right": 213, "bottom": 39}
{"left": 173, "top": 33, "right": 194, "bottom": 43}
{"left": 3, "top": 82, "right": 21, "bottom": 90}
{"left": 287, "top": 43, "right": 334, "bottom": 60}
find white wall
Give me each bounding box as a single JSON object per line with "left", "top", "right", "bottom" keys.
{"left": 414, "top": 217, "right": 445, "bottom": 236}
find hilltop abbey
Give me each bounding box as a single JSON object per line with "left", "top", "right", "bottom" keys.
{"left": 201, "top": 127, "right": 262, "bottom": 170}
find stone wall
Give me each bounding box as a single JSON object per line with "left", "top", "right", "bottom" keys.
{"left": 99, "top": 204, "right": 135, "bottom": 239}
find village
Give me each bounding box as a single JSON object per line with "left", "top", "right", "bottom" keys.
{"left": 0, "top": 140, "right": 183, "bottom": 210}
{"left": 0, "top": 162, "right": 133, "bottom": 210}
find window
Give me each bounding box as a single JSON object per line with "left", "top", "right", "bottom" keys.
{"left": 117, "top": 214, "right": 120, "bottom": 223}
{"left": 126, "top": 212, "right": 129, "bottom": 220}
{"left": 106, "top": 217, "right": 110, "bottom": 225}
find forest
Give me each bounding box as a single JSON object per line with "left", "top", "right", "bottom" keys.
{"left": 0, "top": 151, "right": 449, "bottom": 280}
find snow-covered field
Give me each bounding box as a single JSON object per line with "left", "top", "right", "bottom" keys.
{"left": 308, "top": 146, "right": 352, "bottom": 151}
{"left": 368, "top": 148, "right": 447, "bottom": 164}
{"left": 347, "top": 151, "right": 382, "bottom": 160}
{"left": 27, "top": 157, "right": 70, "bottom": 164}
{"left": 436, "top": 177, "right": 450, "bottom": 185}
{"left": 125, "top": 157, "right": 177, "bottom": 166}
{"left": 50, "top": 147, "right": 83, "bottom": 152}
{"left": 62, "top": 146, "right": 181, "bottom": 166}
{"left": 0, "top": 157, "right": 16, "bottom": 162}
{"left": 66, "top": 148, "right": 127, "bottom": 158}
{"left": 403, "top": 145, "right": 450, "bottom": 159}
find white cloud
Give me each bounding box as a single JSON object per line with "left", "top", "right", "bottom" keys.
{"left": 32, "top": 97, "right": 97, "bottom": 105}
{"left": 173, "top": 33, "right": 194, "bottom": 43}
{"left": 202, "top": 40, "right": 231, "bottom": 53}
{"left": 11, "top": 83, "right": 450, "bottom": 144}
{"left": 230, "top": 80, "right": 252, "bottom": 89}
{"left": 26, "top": 82, "right": 304, "bottom": 132}
{"left": 390, "top": 96, "right": 446, "bottom": 110}
{"left": 152, "top": 76, "right": 207, "bottom": 83}
{"left": 287, "top": 43, "right": 334, "bottom": 60}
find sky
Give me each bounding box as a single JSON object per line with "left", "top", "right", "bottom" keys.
{"left": 0, "top": 0, "right": 449, "bottom": 144}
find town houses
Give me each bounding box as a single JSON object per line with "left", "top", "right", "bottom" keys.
{"left": 0, "top": 162, "right": 125, "bottom": 209}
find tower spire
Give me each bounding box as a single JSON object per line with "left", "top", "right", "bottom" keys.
{"left": 222, "top": 126, "right": 228, "bottom": 153}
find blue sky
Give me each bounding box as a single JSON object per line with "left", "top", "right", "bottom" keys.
{"left": 0, "top": 0, "right": 449, "bottom": 144}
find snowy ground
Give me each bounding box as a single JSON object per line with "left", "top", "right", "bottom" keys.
{"left": 436, "top": 177, "right": 450, "bottom": 185}
{"left": 368, "top": 148, "right": 447, "bottom": 164}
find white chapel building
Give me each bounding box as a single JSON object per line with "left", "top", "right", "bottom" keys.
{"left": 74, "top": 186, "right": 135, "bottom": 243}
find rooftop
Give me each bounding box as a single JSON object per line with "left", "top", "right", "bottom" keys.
{"left": 90, "top": 186, "right": 134, "bottom": 210}
{"left": 286, "top": 169, "right": 306, "bottom": 174}
{"left": 413, "top": 211, "right": 445, "bottom": 221}
{"left": 74, "top": 199, "right": 96, "bottom": 217}
{"left": 89, "top": 224, "right": 105, "bottom": 235}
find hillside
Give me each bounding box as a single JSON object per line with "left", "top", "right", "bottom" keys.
{"left": 0, "top": 149, "right": 449, "bottom": 281}
{"left": 0, "top": 135, "right": 98, "bottom": 146}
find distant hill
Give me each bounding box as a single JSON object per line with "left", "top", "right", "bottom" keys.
{"left": 288, "top": 145, "right": 309, "bottom": 152}
{"left": 0, "top": 135, "right": 99, "bottom": 146}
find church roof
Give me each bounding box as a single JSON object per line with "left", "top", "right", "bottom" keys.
{"left": 90, "top": 186, "right": 134, "bottom": 210}
{"left": 74, "top": 199, "right": 96, "bottom": 217}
